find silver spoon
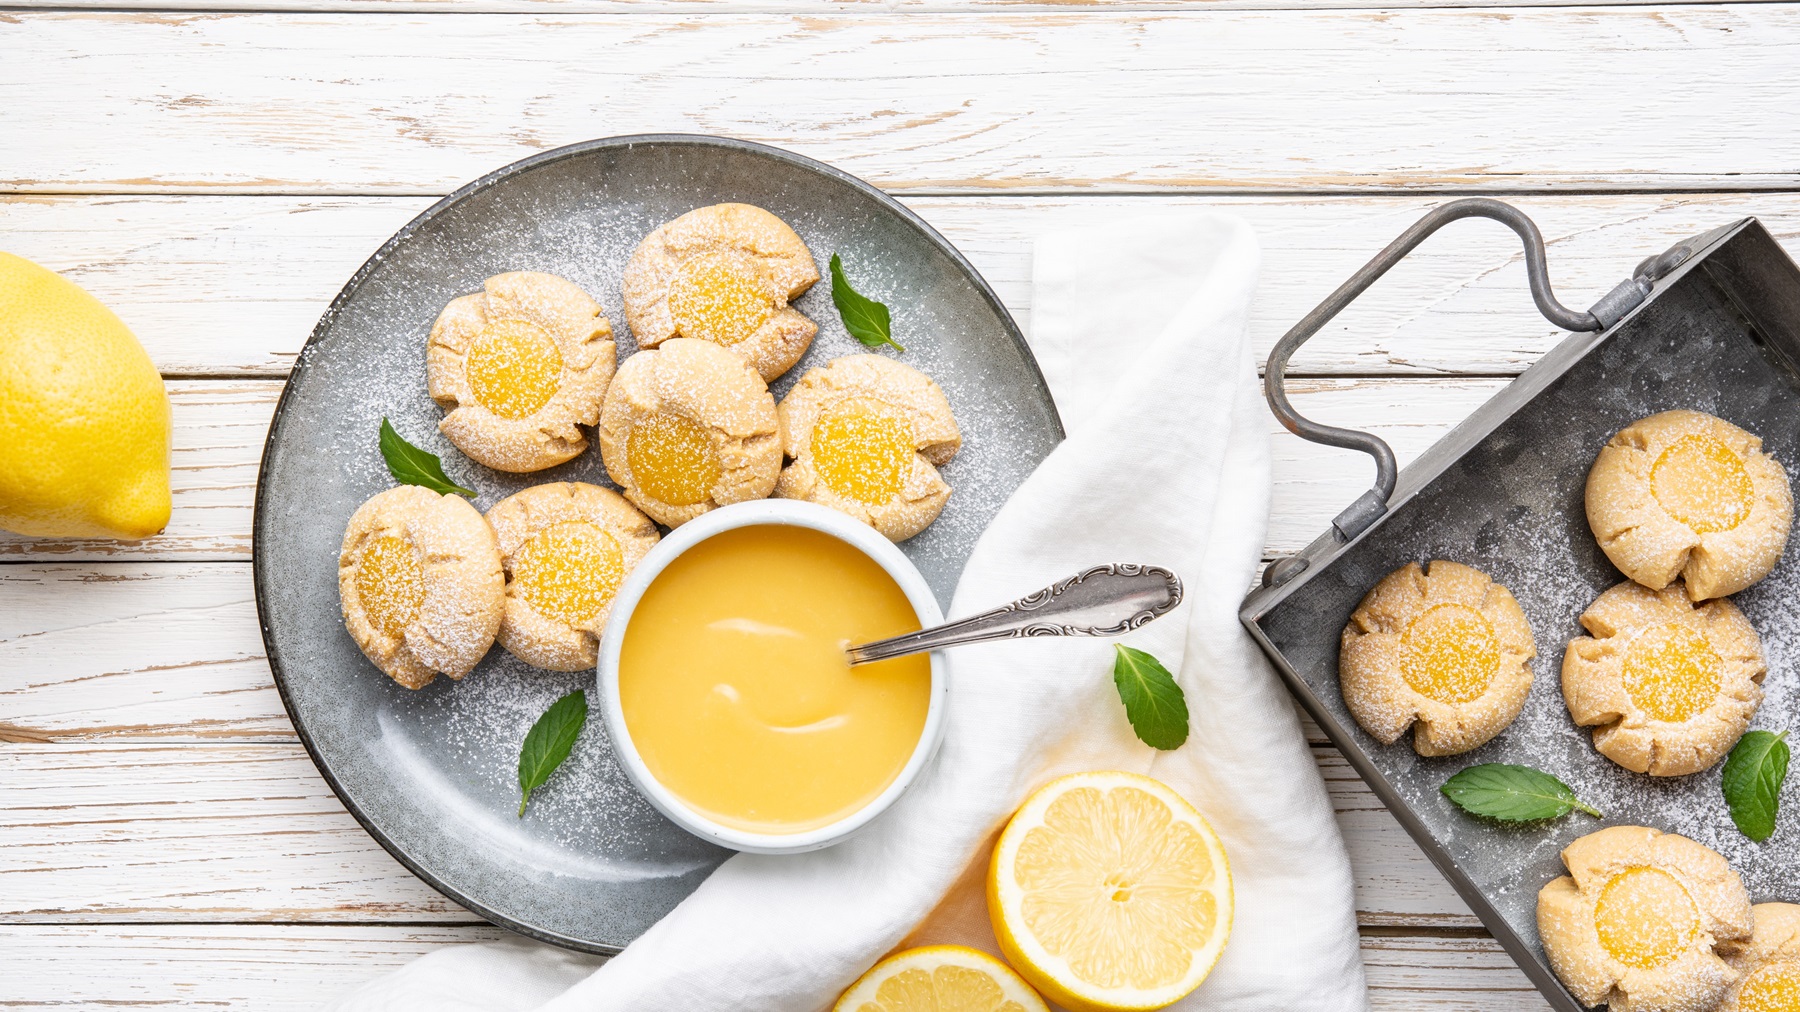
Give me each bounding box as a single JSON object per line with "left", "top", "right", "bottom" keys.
{"left": 846, "top": 564, "right": 1183, "bottom": 665}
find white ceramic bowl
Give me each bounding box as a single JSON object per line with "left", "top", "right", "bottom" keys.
{"left": 596, "top": 499, "right": 947, "bottom": 855}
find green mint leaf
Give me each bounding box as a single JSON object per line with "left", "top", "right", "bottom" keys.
{"left": 1441, "top": 763, "right": 1602, "bottom": 823}
{"left": 1723, "top": 730, "right": 1789, "bottom": 842}
{"left": 1112, "top": 645, "right": 1189, "bottom": 750}
{"left": 517, "top": 690, "right": 588, "bottom": 817}
{"left": 829, "top": 253, "right": 903, "bottom": 352}
{"left": 379, "top": 417, "right": 475, "bottom": 497}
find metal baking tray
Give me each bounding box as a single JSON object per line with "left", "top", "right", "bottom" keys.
{"left": 1240, "top": 199, "right": 1800, "bottom": 1011}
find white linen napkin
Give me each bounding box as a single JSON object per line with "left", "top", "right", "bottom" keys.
{"left": 326, "top": 212, "right": 1368, "bottom": 1012}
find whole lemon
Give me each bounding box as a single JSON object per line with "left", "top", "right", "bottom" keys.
{"left": 0, "top": 252, "right": 171, "bottom": 539}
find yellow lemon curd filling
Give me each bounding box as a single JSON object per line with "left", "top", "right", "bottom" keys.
{"left": 1014, "top": 785, "right": 1218, "bottom": 990}
{"left": 619, "top": 525, "right": 930, "bottom": 833}
{"left": 858, "top": 965, "right": 1030, "bottom": 1012}
{"left": 1595, "top": 867, "right": 1700, "bottom": 970}
{"left": 813, "top": 397, "right": 916, "bottom": 505}
{"left": 628, "top": 412, "right": 723, "bottom": 507}
{"left": 668, "top": 252, "right": 774, "bottom": 347}
{"left": 513, "top": 521, "right": 624, "bottom": 628}
{"left": 355, "top": 534, "right": 425, "bottom": 638}
{"left": 1652, "top": 434, "right": 1754, "bottom": 534}
{"left": 1622, "top": 622, "right": 1722, "bottom": 723}
{"left": 1399, "top": 603, "right": 1501, "bottom": 704}
{"left": 465, "top": 318, "right": 564, "bottom": 420}
{"left": 1740, "top": 964, "right": 1800, "bottom": 1012}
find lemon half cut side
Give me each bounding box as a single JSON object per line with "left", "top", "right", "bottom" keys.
{"left": 834, "top": 944, "right": 1049, "bottom": 1012}
{"left": 988, "top": 771, "right": 1234, "bottom": 1012}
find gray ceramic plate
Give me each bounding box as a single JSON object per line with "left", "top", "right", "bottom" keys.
{"left": 253, "top": 135, "right": 1063, "bottom": 952}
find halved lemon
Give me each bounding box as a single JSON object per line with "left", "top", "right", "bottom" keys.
{"left": 987, "top": 771, "right": 1233, "bottom": 1012}
{"left": 834, "top": 944, "right": 1049, "bottom": 1012}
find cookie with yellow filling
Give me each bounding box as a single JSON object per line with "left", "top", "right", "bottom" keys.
{"left": 1538, "top": 825, "right": 1751, "bottom": 1012}
{"left": 622, "top": 203, "right": 819, "bottom": 381}
{"left": 339, "top": 485, "right": 504, "bottom": 689}
{"left": 598, "top": 338, "right": 782, "bottom": 527}
{"left": 1721, "top": 903, "right": 1800, "bottom": 1012}
{"left": 1338, "top": 560, "right": 1535, "bottom": 756}
{"left": 1563, "top": 580, "right": 1765, "bottom": 776}
{"left": 775, "top": 355, "right": 961, "bottom": 542}
{"left": 426, "top": 271, "right": 617, "bottom": 473}
{"left": 486, "top": 483, "right": 659, "bottom": 672}
{"left": 1587, "top": 410, "right": 1792, "bottom": 601}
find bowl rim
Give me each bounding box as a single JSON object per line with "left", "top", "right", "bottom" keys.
{"left": 596, "top": 499, "right": 948, "bottom": 855}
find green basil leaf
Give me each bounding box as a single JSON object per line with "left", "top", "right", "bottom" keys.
{"left": 1112, "top": 645, "right": 1189, "bottom": 751}
{"left": 829, "top": 253, "right": 903, "bottom": 352}
{"left": 1723, "top": 730, "right": 1789, "bottom": 842}
{"left": 1441, "top": 763, "right": 1602, "bottom": 823}
{"left": 517, "top": 690, "right": 588, "bottom": 817}
{"left": 379, "top": 417, "right": 476, "bottom": 497}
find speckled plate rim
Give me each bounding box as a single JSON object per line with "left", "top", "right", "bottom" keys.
{"left": 251, "top": 133, "right": 1062, "bottom": 952}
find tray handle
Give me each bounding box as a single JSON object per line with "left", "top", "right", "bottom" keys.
{"left": 1264, "top": 198, "right": 1602, "bottom": 555}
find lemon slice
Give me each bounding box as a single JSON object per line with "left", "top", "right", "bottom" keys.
{"left": 987, "top": 771, "right": 1233, "bottom": 1012}
{"left": 834, "top": 944, "right": 1049, "bottom": 1012}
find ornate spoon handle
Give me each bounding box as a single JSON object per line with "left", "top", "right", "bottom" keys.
{"left": 846, "top": 564, "right": 1183, "bottom": 666}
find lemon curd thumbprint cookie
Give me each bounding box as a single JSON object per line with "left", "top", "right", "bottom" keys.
{"left": 1339, "top": 560, "right": 1536, "bottom": 757}
{"left": 775, "top": 355, "right": 961, "bottom": 542}
{"left": 426, "top": 271, "right": 617, "bottom": 473}
{"left": 598, "top": 338, "right": 782, "bottom": 528}
{"left": 1538, "top": 826, "right": 1751, "bottom": 1012}
{"left": 486, "top": 482, "right": 660, "bottom": 672}
{"left": 1587, "top": 410, "right": 1792, "bottom": 601}
{"left": 622, "top": 203, "right": 819, "bottom": 382}
{"left": 1721, "top": 903, "right": 1800, "bottom": 1012}
{"left": 339, "top": 485, "right": 504, "bottom": 689}
{"left": 1563, "top": 581, "right": 1765, "bottom": 776}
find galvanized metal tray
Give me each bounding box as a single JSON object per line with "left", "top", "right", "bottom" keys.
{"left": 1240, "top": 199, "right": 1800, "bottom": 1011}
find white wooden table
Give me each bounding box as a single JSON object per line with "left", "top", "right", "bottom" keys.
{"left": 3, "top": 4, "right": 1798, "bottom": 1006}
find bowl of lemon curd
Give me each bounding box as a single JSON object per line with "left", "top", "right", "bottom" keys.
{"left": 597, "top": 499, "right": 946, "bottom": 854}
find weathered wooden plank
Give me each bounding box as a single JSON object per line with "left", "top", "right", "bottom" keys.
{"left": 0, "top": 376, "right": 1504, "bottom": 561}
{"left": 0, "top": 744, "right": 474, "bottom": 922}
{"left": 4, "top": 194, "right": 1792, "bottom": 377}
{"left": 1363, "top": 932, "right": 1549, "bottom": 1010}
{"left": 5, "top": 10, "right": 1798, "bottom": 195}
{"left": 0, "top": 924, "right": 514, "bottom": 1009}
{"left": 0, "top": 564, "right": 273, "bottom": 741}
{"left": 0, "top": 923, "right": 1544, "bottom": 1010}
{"left": 0, "top": 0, "right": 1752, "bottom": 12}
{"left": 0, "top": 742, "right": 1471, "bottom": 927}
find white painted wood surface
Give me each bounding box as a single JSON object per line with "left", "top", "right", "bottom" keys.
{"left": 0, "top": 925, "right": 1539, "bottom": 1010}
{"left": 6, "top": 1, "right": 1792, "bottom": 1005}
{"left": 8, "top": 9, "right": 1800, "bottom": 195}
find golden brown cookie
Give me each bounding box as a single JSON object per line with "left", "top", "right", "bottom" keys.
{"left": 486, "top": 482, "right": 659, "bottom": 672}
{"left": 426, "top": 271, "right": 617, "bottom": 473}
{"left": 1338, "top": 560, "right": 1535, "bottom": 756}
{"left": 1721, "top": 903, "right": 1800, "bottom": 1012}
{"left": 622, "top": 203, "right": 818, "bottom": 381}
{"left": 598, "top": 338, "right": 782, "bottom": 527}
{"left": 1563, "top": 580, "right": 1765, "bottom": 776}
{"left": 1538, "top": 826, "right": 1751, "bottom": 1012}
{"left": 1587, "top": 410, "right": 1792, "bottom": 601}
{"left": 774, "top": 355, "right": 960, "bottom": 542}
{"left": 339, "top": 485, "right": 504, "bottom": 689}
